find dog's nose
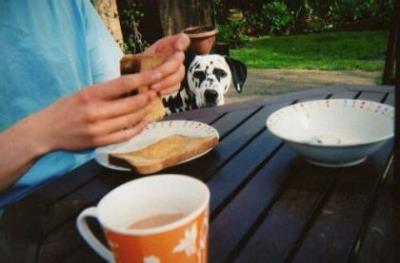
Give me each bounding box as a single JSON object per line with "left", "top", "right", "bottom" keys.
{"left": 205, "top": 89, "right": 218, "bottom": 103}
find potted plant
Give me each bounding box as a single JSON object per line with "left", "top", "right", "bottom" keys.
{"left": 183, "top": 25, "right": 219, "bottom": 54}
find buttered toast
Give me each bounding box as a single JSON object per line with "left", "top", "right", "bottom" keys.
{"left": 109, "top": 134, "right": 219, "bottom": 174}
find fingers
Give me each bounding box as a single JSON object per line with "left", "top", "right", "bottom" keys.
{"left": 174, "top": 33, "right": 190, "bottom": 51}
{"left": 91, "top": 91, "right": 156, "bottom": 121}
{"left": 105, "top": 51, "right": 184, "bottom": 98}
{"left": 148, "top": 33, "right": 190, "bottom": 55}
{"left": 81, "top": 51, "right": 183, "bottom": 100}
{"left": 151, "top": 64, "right": 185, "bottom": 94}
{"left": 83, "top": 33, "right": 189, "bottom": 101}
{"left": 156, "top": 52, "right": 185, "bottom": 77}
{"left": 159, "top": 85, "right": 181, "bottom": 96}
{"left": 92, "top": 103, "right": 152, "bottom": 135}
{"left": 150, "top": 53, "right": 185, "bottom": 91}
{"left": 93, "top": 121, "right": 147, "bottom": 146}
{"left": 82, "top": 71, "right": 162, "bottom": 100}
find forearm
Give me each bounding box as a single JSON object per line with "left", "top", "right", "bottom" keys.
{"left": 0, "top": 115, "right": 50, "bottom": 192}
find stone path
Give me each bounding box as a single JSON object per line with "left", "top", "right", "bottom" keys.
{"left": 225, "top": 69, "right": 382, "bottom": 104}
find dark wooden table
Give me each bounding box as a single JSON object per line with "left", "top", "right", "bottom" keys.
{"left": 0, "top": 84, "right": 396, "bottom": 263}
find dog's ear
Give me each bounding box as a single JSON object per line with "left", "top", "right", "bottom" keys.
{"left": 224, "top": 56, "right": 247, "bottom": 93}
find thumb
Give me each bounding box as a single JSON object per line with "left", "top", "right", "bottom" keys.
{"left": 152, "top": 33, "right": 190, "bottom": 55}
{"left": 173, "top": 33, "right": 190, "bottom": 52}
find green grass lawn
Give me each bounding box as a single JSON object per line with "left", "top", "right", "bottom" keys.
{"left": 231, "top": 31, "right": 388, "bottom": 71}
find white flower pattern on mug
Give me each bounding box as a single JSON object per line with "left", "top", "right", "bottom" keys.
{"left": 197, "top": 210, "right": 209, "bottom": 263}
{"left": 108, "top": 240, "right": 121, "bottom": 263}
{"left": 173, "top": 223, "right": 198, "bottom": 256}
{"left": 199, "top": 210, "right": 208, "bottom": 251}
{"left": 143, "top": 255, "right": 160, "bottom": 263}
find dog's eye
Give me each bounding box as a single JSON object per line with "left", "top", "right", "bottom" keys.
{"left": 193, "top": 71, "right": 206, "bottom": 83}
{"left": 213, "top": 68, "right": 227, "bottom": 81}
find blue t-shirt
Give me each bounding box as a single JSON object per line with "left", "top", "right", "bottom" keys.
{"left": 0, "top": 0, "right": 122, "bottom": 208}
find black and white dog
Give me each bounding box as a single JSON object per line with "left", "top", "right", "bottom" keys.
{"left": 162, "top": 52, "right": 247, "bottom": 114}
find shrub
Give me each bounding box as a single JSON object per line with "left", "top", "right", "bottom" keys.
{"left": 263, "top": 1, "right": 294, "bottom": 34}
{"left": 215, "top": 0, "right": 394, "bottom": 35}
{"left": 243, "top": 0, "right": 294, "bottom": 36}
{"left": 330, "top": 0, "right": 376, "bottom": 22}
{"left": 218, "top": 20, "right": 249, "bottom": 48}
{"left": 329, "top": 0, "right": 395, "bottom": 28}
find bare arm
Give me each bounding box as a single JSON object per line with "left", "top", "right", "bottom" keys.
{"left": 0, "top": 116, "right": 49, "bottom": 191}
{"left": 0, "top": 73, "right": 157, "bottom": 192}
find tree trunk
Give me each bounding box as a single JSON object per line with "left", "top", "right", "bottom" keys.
{"left": 93, "top": 0, "right": 124, "bottom": 47}
{"left": 158, "top": 0, "right": 214, "bottom": 35}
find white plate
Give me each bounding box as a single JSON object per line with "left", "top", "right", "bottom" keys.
{"left": 94, "top": 120, "right": 219, "bottom": 171}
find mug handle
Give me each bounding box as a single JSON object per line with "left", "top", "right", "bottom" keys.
{"left": 76, "top": 207, "right": 114, "bottom": 262}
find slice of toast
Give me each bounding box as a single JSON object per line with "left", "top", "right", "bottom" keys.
{"left": 109, "top": 134, "right": 219, "bottom": 174}
{"left": 120, "top": 54, "right": 166, "bottom": 122}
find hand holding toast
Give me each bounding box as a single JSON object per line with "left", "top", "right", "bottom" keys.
{"left": 143, "top": 33, "right": 190, "bottom": 95}
{"left": 120, "top": 33, "right": 190, "bottom": 122}
{"left": 28, "top": 72, "right": 163, "bottom": 151}
{"left": 0, "top": 69, "right": 161, "bottom": 190}
{"left": 24, "top": 33, "right": 190, "bottom": 152}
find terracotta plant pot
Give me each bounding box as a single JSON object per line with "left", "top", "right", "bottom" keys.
{"left": 183, "top": 25, "right": 219, "bottom": 54}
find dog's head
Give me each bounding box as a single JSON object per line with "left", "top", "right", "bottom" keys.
{"left": 186, "top": 54, "right": 247, "bottom": 108}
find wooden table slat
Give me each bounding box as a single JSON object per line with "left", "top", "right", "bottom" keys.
{"left": 210, "top": 107, "right": 261, "bottom": 139}
{"left": 38, "top": 217, "right": 106, "bottom": 263}
{"left": 45, "top": 173, "right": 130, "bottom": 232}
{"left": 62, "top": 245, "right": 102, "bottom": 263}
{"left": 355, "top": 165, "right": 395, "bottom": 263}
{"left": 233, "top": 155, "right": 339, "bottom": 263}
{"left": 329, "top": 91, "right": 360, "bottom": 99}
{"left": 10, "top": 162, "right": 104, "bottom": 211}
{"left": 357, "top": 91, "right": 387, "bottom": 102}
{"left": 38, "top": 220, "right": 83, "bottom": 262}
{"left": 208, "top": 130, "right": 282, "bottom": 216}
{"left": 209, "top": 146, "right": 297, "bottom": 262}
{"left": 292, "top": 140, "right": 394, "bottom": 263}
{"left": 384, "top": 92, "right": 395, "bottom": 106}
{"left": 342, "top": 84, "right": 393, "bottom": 94}
{"left": 188, "top": 112, "right": 225, "bottom": 124}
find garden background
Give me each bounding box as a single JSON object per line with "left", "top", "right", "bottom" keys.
{"left": 92, "top": 0, "right": 395, "bottom": 103}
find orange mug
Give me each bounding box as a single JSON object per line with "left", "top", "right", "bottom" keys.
{"left": 76, "top": 174, "right": 210, "bottom": 263}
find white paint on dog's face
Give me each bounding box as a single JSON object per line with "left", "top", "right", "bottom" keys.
{"left": 187, "top": 54, "right": 232, "bottom": 108}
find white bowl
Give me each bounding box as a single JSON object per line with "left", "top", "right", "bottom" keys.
{"left": 266, "top": 99, "right": 394, "bottom": 167}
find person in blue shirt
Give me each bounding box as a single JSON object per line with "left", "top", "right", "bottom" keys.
{"left": 0, "top": 0, "right": 189, "bottom": 207}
